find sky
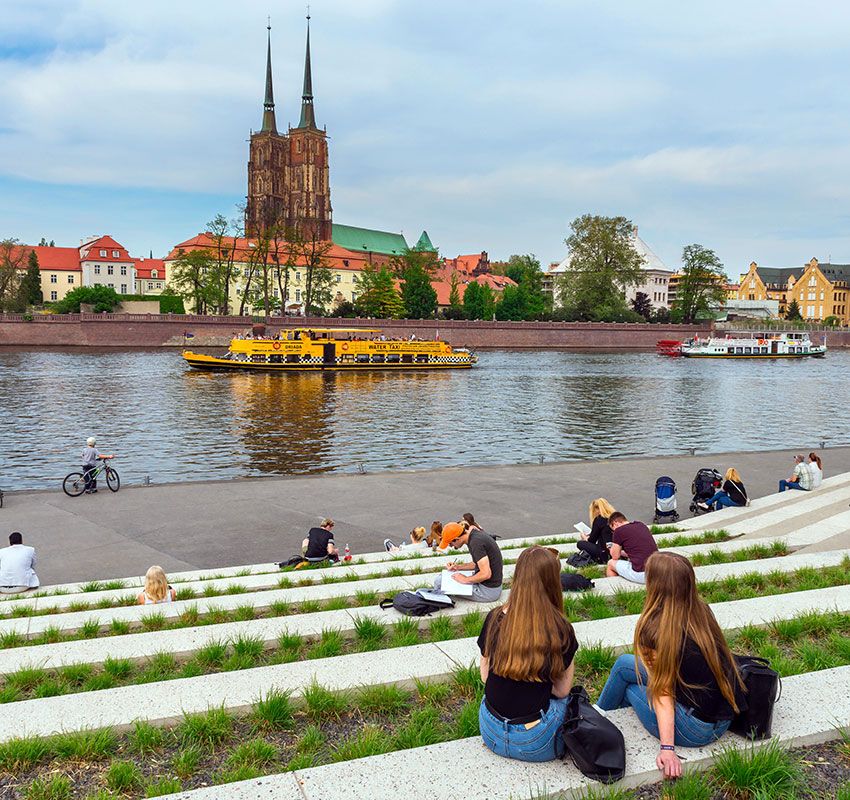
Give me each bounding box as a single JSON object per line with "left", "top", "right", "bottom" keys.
{"left": 2, "top": 0, "right": 850, "bottom": 275}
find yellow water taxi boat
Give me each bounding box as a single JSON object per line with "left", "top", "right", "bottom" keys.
{"left": 183, "top": 327, "right": 478, "bottom": 372}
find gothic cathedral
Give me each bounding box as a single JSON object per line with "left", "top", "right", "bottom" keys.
{"left": 245, "top": 19, "right": 333, "bottom": 240}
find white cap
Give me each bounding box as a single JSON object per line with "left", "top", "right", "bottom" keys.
{"left": 87, "top": 437, "right": 96, "bottom": 446}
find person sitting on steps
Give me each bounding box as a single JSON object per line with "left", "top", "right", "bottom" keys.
{"left": 137, "top": 565, "right": 177, "bottom": 605}
{"left": 575, "top": 498, "right": 615, "bottom": 564}
{"left": 478, "top": 546, "right": 578, "bottom": 762}
{"left": 384, "top": 526, "right": 428, "bottom": 553}
{"left": 807, "top": 452, "right": 823, "bottom": 489}
{"left": 302, "top": 519, "right": 340, "bottom": 563}
{"left": 0, "top": 532, "right": 39, "bottom": 595}
{"left": 606, "top": 512, "right": 658, "bottom": 585}
{"left": 426, "top": 521, "right": 443, "bottom": 549}
{"left": 698, "top": 468, "right": 748, "bottom": 511}
{"left": 431, "top": 521, "right": 503, "bottom": 602}
{"left": 596, "top": 552, "right": 745, "bottom": 779}
{"left": 779, "top": 454, "right": 812, "bottom": 492}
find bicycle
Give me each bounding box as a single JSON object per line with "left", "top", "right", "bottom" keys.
{"left": 63, "top": 459, "right": 120, "bottom": 497}
{"left": 0, "top": 487, "right": 3, "bottom": 508}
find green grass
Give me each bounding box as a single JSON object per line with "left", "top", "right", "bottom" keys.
{"left": 392, "top": 704, "right": 448, "bottom": 749}
{"left": 226, "top": 737, "right": 278, "bottom": 769}
{"left": 660, "top": 772, "right": 713, "bottom": 799}
{"left": 389, "top": 617, "right": 420, "bottom": 648}
{"left": 712, "top": 740, "right": 801, "bottom": 799}
{"left": 129, "top": 720, "right": 165, "bottom": 755}
{"left": 105, "top": 758, "right": 143, "bottom": 791}
{"left": 331, "top": 724, "right": 393, "bottom": 762}
{"left": 24, "top": 774, "right": 72, "bottom": 800}
{"left": 144, "top": 776, "right": 183, "bottom": 797}
{"left": 177, "top": 707, "right": 233, "bottom": 749}
{"left": 172, "top": 744, "right": 201, "bottom": 780}
{"left": 0, "top": 736, "right": 51, "bottom": 771}
{"left": 53, "top": 728, "right": 117, "bottom": 761}
{"left": 308, "top": 628, "right": 345, "bottom": 659}
{"left": 304, "top": 681, "right": 349, "bottom": 720}
{"left": 353, "top": 615, "right": 387, "bottom": 650}
{"left": 253, "top": 688, "right": 294, "bottom": 730}
{"left": 356, "top": 683, "right": 412, "bottom": 716}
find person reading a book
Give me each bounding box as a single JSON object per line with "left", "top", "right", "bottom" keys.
{"left": 574, "top": 498, "right": 615, "bottom": 564}
{"left": 478, "top": 546, "right": 578, "bottom": 761}
{"left": 431, "top": 522, "right": 503, "bottom": 602}
{"left": 596, "top": 552, "right": 744, "bottom": 778}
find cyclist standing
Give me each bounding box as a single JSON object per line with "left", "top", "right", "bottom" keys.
{"left": 81, "top": 436, "right": 114, "bottom": 494}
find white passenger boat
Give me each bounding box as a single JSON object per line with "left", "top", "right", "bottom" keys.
{"left": 676, "top": 332, "right": 826, "bottom": 359}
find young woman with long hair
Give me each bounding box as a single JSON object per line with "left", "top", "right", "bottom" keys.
{"left": 700, "top": 467, "right": 748, "bottom": 511}
{"left": 807, "top": 452, "right": 823, "bottom": 488}
{"left": 597, "top": 552, "right": 744, "bottom": 777}
{"left": 575, "top": 497, "right": 615, "bottom": 563}
{"left": 477, "top": 546, "right": 578, "bottom": 761}
{"left": 137, "top": 566, "right": 176, "bottom": 605}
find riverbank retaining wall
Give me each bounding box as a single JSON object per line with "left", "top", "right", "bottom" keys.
{"left": 0, "top": 314, "right": 718, "bottom": 349}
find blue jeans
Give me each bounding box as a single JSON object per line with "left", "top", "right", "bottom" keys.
{"left": 705, "top": 491, "right": 739, "bottom": 509}
{"left": 597, "top": 655, "right": 731, "bottom": 748}
{"left": 479, "top": 695, "right": 569, "bottom": 762}
{"left": 778, "top": 480, "right": 806, "bottom": 492}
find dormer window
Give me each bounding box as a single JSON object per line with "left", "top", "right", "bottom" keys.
{"left": 151, "top": 270, "right": 158, "bottom": 279}
{"left": 112, "top": 250, "right": 119, "bottom": 258}
{"left": 100, "top": 249, "right": 107, "bottom": 257}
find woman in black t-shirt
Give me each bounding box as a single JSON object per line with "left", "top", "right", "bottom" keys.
{"left": 575, "top": 498, "right": 615, "bottom": 563}
{"left": 477, "top": 546, "right": 578, "bottom": 762}
{"left": 700, "top": 467, "right": 748, "bottom": 511}
{"left": 597, "top": 552, "right": 744, "bottom": 778}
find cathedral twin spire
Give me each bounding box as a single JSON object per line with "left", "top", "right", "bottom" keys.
{"left": 261, "top": 16, "right": 318, "bottom": 134}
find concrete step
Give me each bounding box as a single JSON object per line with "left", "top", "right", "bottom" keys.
{"left": 0, "top": 584, "right": 846, "bottom": 744}
{"left": 162, "top": 665, "right": 849, "bottom": 800}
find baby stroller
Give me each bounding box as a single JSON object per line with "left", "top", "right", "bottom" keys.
{"left": 653, "top": 476, "right": 679, "bottom": 523}
{"left": 689, "top": 468, "right": 723, "bottom": 515}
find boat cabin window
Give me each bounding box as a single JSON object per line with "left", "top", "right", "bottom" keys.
{"left": 416, "top": 354, "right": 429, "bottom": 363}
{"left": 356, "top": 354, "right": 369, "bottom": 363}
{"left": 269, "top": 354, "right": 283, "bottom": 364}
{"left": 286, "top": 354, "right": 300, "bottom": 363}
{"left": 803, "top": 347, "right": 809, "bottom": 353}
{"left": 301, "top": 354, "right": 313, "bottom": 361}
{"left": 727, "top": 347, "right": 734, "bottom": 355}
{"left": 251, "top": 354, "right": 266, "bottom": 363}
{"left": 386, "top": 353, "right": 400, "bottom": 363}
{"left": 402, "top": 354, "right": 414, "bottom": 363}
{"left": 735, "top": 347, "right": 743, "bottom": 354}
{"left": 744, "top": 347, "right": 752, "bottom": 354}
{"left": 372, "top": 354, "right": 385, "bottom": 363}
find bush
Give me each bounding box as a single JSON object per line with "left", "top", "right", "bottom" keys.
{"left": 54, "top": 286, "right": 121, "bottom": 314}
{"left": 328, "top": 300, "right": 357, "bottom": 318}
{"left": 158, "top": 294, "right": 185, "bottom": 314}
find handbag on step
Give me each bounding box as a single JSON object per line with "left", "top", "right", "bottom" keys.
{"left": 561, "top": 686, "right": 626, "bottom": 784}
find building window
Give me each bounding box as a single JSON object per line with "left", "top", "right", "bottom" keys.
{"left": 352, "top": 292, "right": 357, "bottom": 302}
{"left": 108, "top": 283, "right": 114, "bottom": 288}
{"left": 335, "top": 275, "right": 341, "bottom": 283}
{"left": 809, "top": 276, "right": 816, "bottom": 285}
{"left": 100, "top": 249, "right": 107, "bottom": 257}
{"left": 120, "top": 265, "right": 127, "bottom": 276}
{"left": 152, "top": 270, "right": 158, "bottom": 278}
{"left": 107, "top": 265, "right": 114, "bottom": 275}
{"left": 112, "top": 250, "right": 119, "bottom": 258}
{"left": 296, "top": 272, "right": 301, "bottom": 281}
{"left": 343, "top": 260, "right": 349, "bottom": 267}
{"left": 68, "top": 275, "right": 74, "bottom": 284}
{"left": 94, "top": 265, "right": 101, "bottom": 275}
{"left": 50, "top": 291, "right": 57, "bottom": 301}
{"left": 120, "top": 284, "right": 127, "bottom": 294}
{"left": 50, "top": 274, "right": 57, "bottom": 283}
{"left": 295, "top": 289, "right": 301, "bottom": 302}
{"left": 156, "top": 282, "right": 162, "bottom": 288}
{"left": 273, "top": 288, "right": 279, "bottom": 298}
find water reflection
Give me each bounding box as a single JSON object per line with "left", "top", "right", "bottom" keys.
{"left": 0, "top": 347, "right": 847, "bottom": 490}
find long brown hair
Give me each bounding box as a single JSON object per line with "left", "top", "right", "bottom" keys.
{"left": 484, "top": 547, "right": 573, "bottom": 682}
{"left": 634, "top": 552, "right": 742, "bottom": 711}
{"left": 427, "top": 521, "right": 443, "bottom": 547}
{"left": 808, "top": 452, "right": 823, "bottom": 470}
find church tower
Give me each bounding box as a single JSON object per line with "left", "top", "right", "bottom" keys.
{"left": 245, "top": 17, "right": 332, "bottom": 241}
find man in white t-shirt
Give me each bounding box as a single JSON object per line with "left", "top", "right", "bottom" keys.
{"left": 0, "top": 532, "right": 39, "bottom": 594}
{"left": 779, "top": 455, "right": 812, "bottom": 492}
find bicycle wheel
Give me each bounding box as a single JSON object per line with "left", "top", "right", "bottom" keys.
{"left": 105, "top": 467, "right": 120, "bottom": 493}
{"left": 63, "top": 473, "right": 86, "bottom": 497}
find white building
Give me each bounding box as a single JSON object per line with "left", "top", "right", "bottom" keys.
{"left": 546, "top": 226, "right": 674, "bottom": 310}
{"left": 78, "top": 235, "right": 138, "bottom": 297}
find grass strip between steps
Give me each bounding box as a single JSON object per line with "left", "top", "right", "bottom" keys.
{"left": 0, "top": 611, "right": 848, "bottom": 799}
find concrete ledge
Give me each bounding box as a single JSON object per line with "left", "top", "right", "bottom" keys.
{"left": 156, "top": 666, "right": 850, "bottom": 800}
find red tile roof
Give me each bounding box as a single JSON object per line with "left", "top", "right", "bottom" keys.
{"left": 431, "top": 269, "right": 516, "bottom": 306}
{"left": 135, "top": 258, "right": 166, "bottom": 281}
{"left": 79, "top": 235, "right": 134, "bottom": 263}
{"left": 24, "top": 245, "right": 83, "bottom": 272}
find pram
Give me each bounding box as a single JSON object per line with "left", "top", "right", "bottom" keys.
{"left": 689, "top": 468, "right": 723, "bottom": 515}
{"left": 653, "top": 476, "right": 679, "bottom": 523}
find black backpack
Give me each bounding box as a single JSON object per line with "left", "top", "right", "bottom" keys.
{"left": 560, "top": 572, "right": 595, "bottom": 592}
{"left": 730, "top": 655, "right": 781, "bottom": 739}
{"left": 561, "top": 686, "right": 626, "bottom": 783}
{"left": 566, "top": 551, "right": 596, "bottom": 569}
{"left": 379, "top": 590, "right": 455, "bottom": 616}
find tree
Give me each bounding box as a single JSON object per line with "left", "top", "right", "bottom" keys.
{"left": 631, "top": 291, "right": 652, "bottom": 320}
{"left": 785, "top": 299, "right": 802, "bottom": 321}
{"left": 169, "top": 249, "right": 218, "bottom": 314}
{"left": 446, "top": 270, "right": 464, "bottom": 318}
{"left": 651, "top": 305, "right": 671, "bottom": 324}
{"left": 206, "top": 213, "right": 241, "bottom": 315}
{"left": 329, "top": 300, "right": 357, "bottom": 318}
{"left": 557, "top": 215, "right": 644, "bottom": 320}
{"left": 674, "top": 244, "right": 728, "bottom": 323}
{"left": 0, "top": 239, "right": 27, "bottom": 312}
{"left": 18, "top": 249, "right": 43, "bottom": 306}
{"left": 354, "top": 264, "right": 405, "bottom": 318}
{"left": 54, "top": 285, "right": 121, "bottom": 313}
{"left": 504, "top": 254, "right": 551, "bottom": 319}
{"left": 463, "top": 281, "right": 496, "bottom": 320}
{"left": 401, "top": 263, "right": 437, "bottom": 318}
{"left": 823, "top": 315, "right": 841, "bottom": 327}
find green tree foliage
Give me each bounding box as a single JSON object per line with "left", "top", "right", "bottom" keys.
{"left": 674, "top": 244, "right": 728, "bottom": 323}
{"left": 19, "top": 249, "right": 43, "bottom": 306}
{"left": 354, "top": 264, "right": 405, "bottom": 318}
{"left": 631, "top": 291, "right": 652, "bottom": 320}
{"left": 785, "top": 299, "right": 802, "bottom": 321}
{"left": 462, "top": 281, "right": 496, "bottom": 320}
{"left": 823, "top": 314, "right": 841, "bottom": 327}
{"left": 157, "top": 290, "right": 185, "bottom": 314}
{"left": 447, "top": 270, "right": 463, "bottom": 317}
{"left": 328, "top": 300, "right": 357, "bottom": 318}
{"left": 0, "top": 238, "right": 27, "bottom": 312}
{"left": 503, "top": 254, "right": 550, "bottom": 319}
{"left": 169, "top": 249, "right": 221, "bottom": 314}
{"left": 401, "top": 263, "right": 437, "bottom": 318}
{"left": 54, "top": 285, "right": 121, "bottom": 313}
{"left": 556, "top": 215, "right": 645, "bottom": 321}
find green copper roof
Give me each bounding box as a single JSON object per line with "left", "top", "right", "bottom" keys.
{"left": 332, "top": 224, "right": 409, "bottom": 256}
{"left": 413, "top": 230, "right": 436, "bottom": 252}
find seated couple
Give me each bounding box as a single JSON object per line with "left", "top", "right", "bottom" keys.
{"left": 698, "top": 468, "right": 748, "bottom": 511}
{"left": 431, "top": 521, "right": 503, "bottom": 602}
{"left": 478, "top": 548, "right": 744, "bottom": 778}
{"left": 779, "top": 452, "right": 823, "bottom": 493}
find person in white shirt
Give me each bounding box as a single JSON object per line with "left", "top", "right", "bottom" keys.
{"left": 0, "top": 532, "right": 39, "bottom": 594}
{"left": 807, "top": 452, "right": 824, "bottom": 489}
{"left": 779, "top": 455, "right": 812, "bottom": 492}
{"left": 384, "top": 526, "right": 429, "bottom": 553}
{"left": 80, "top": 436, "right": 114, "bottom": 494}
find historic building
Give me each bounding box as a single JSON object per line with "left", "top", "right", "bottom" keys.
{"left": 737, "top": 259, "right": 850, "bottom": 323}
{"left": 245, "top": 20, "right": 332, "bottom": 240}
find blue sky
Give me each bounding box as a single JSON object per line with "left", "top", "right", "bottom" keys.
{"left": 2, "top": 0, "right": 850, "bottom": 275}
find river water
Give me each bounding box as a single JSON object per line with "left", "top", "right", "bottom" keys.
{"left": 1, "top": 348, "right": 847, "bottom": 490}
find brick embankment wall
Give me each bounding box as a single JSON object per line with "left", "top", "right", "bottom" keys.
{"left": 0, "top": 314, "right": 717, "bottom": 349}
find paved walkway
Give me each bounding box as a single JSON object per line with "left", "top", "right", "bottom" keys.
{"left": 3, "top": 446, "right": 849, "bottom": 585}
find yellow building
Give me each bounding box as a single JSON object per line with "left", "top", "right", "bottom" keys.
{"left": 738, "top": 259, "right": 850, "bottom": 323}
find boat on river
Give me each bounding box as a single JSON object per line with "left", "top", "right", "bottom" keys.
{"left": 182, "top": 327, "right": 478, "bottom": 372}
{"left": 657, "top": 331, "right": 827, "bottom": 359}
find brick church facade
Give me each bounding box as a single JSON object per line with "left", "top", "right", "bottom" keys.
{"left": 245, "top": 20, "right": 332, "bottom": 240}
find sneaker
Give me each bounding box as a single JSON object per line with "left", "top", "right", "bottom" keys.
{"left": 90, "top": 489, "right": 98, "bottom": 494}
{"left": 384, "top": 538, "right": 396, "bottom": 552}
{"left": 696, "top": 501, "right": 709, "bottom": 511}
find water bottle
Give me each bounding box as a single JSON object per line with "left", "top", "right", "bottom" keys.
{"left": 344, "top": 543, "right": 352, "bottom": 562}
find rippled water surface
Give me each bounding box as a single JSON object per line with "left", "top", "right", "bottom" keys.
{"left": 1, "top": 348, "right": 847, "bottom": 490}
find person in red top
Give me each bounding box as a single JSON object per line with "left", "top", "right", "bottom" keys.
{"left": 606, "top": 512, "right": 658, "bottom": 584}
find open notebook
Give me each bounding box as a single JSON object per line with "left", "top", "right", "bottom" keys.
{"left": 574, "top": 522, "right": 591, "bottom": 536}
{"left": 439, "top": 570, "right": 475, "bottom": 597}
